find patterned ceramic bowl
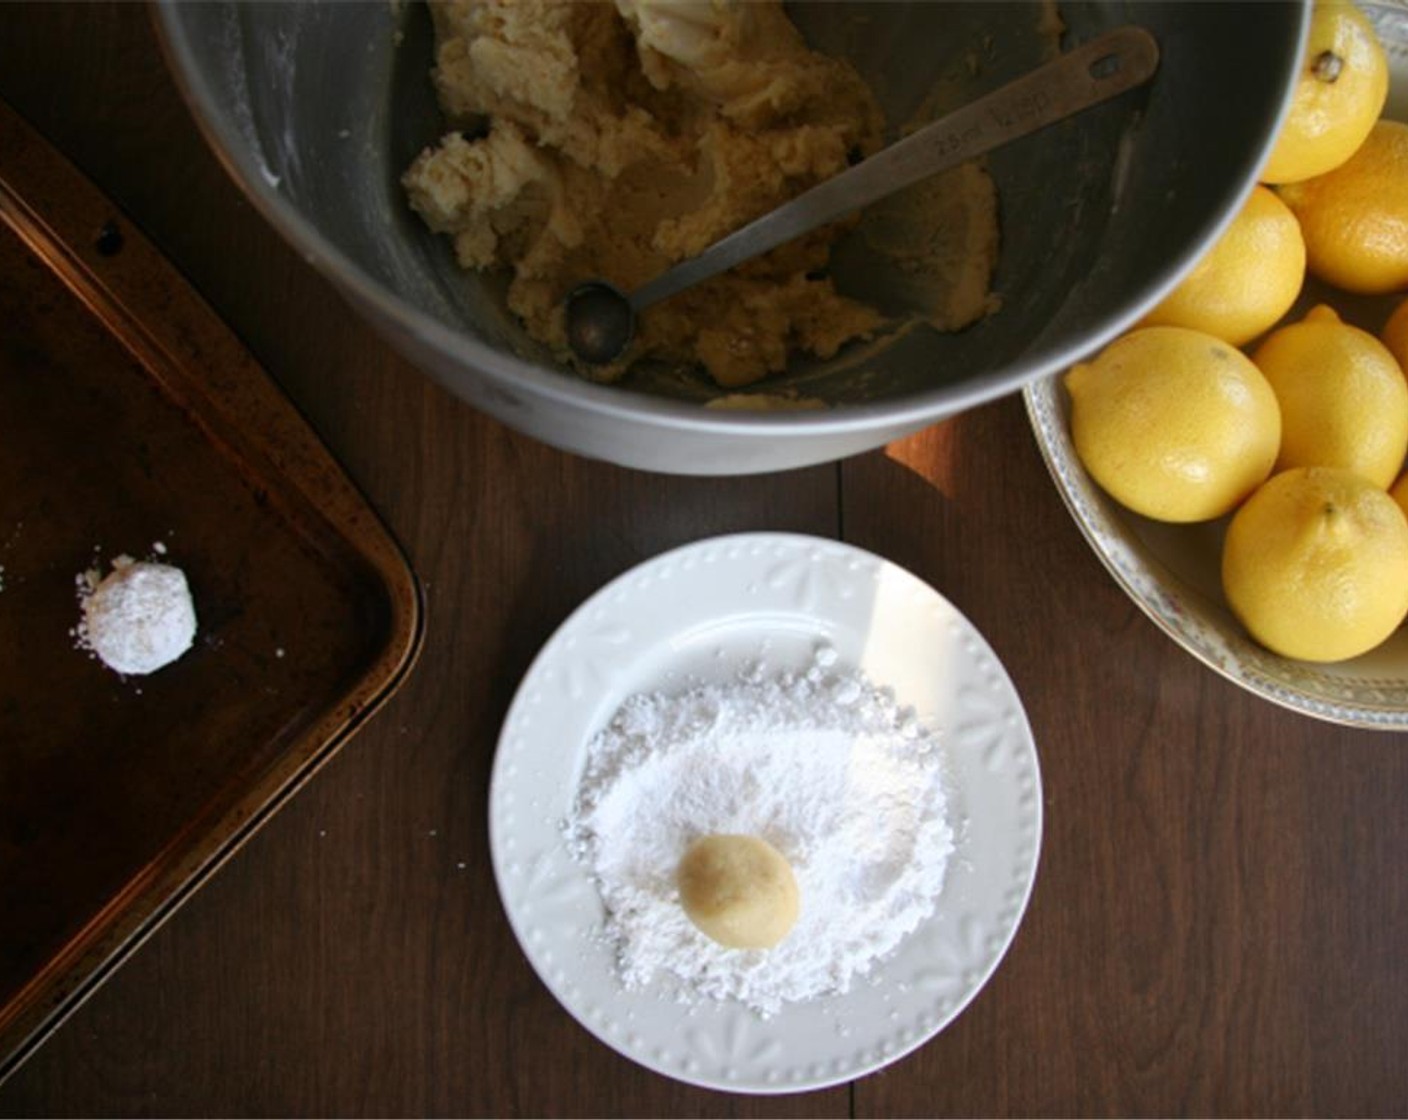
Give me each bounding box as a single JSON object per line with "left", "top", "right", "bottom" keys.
{"left": 1024, "top": 1, "right": 1408, "bottom": 730}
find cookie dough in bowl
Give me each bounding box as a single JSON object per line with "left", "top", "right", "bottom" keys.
{"left": 155, "top": 0, "right": 1306, "bottom": 473}
{"left": 403, "top": 0, "right": 973, "bottom": 388}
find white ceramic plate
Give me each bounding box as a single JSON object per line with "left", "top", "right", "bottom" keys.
{"left": 488, "top": 532, "right": 1042, "bottom": 1093}
{"left": 1024, "top": 2, "right": 1408, "bottom": 730}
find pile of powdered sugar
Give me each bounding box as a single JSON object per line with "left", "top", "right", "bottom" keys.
{"left": 568, "top": 646, "right": 956, "bottom": 1017}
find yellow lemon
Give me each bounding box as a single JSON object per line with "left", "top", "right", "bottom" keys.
{"left": 1139, "top": 185, "right": 1305, "bottom": 346}
{"left": 1260, "top": 0, "right": 1388, "bottom": 185}
{"left": 1279, "top": 120, "right": 1408, "bottom": 294}
{"left": 1252, "top": 304, "right": 1408, "bottom": 487}
{"left": 1382, "top": 296, "right": 1408, "bottom": 371}
{"left": 1222, "top": 467, "right": 1408, "bottom": 661}
{"left": 1066, "top": 326, "right": 1281, "bottom": 522}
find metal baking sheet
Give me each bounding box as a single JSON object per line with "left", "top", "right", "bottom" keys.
{"left": 0, "top": 98, "right": 423, "bottom": 1079}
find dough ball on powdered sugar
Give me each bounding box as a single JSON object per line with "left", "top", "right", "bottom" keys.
{"left": 571, "top": 645, "right": 956, "bottom": 1014}
{"left": 677, "top": 833, "right": 800, "bottom": 950}
{"left": 81, "top": 557, "right": 197, "bottom": 676}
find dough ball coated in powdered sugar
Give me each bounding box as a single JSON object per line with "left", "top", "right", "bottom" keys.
{"left": 83, "top": 560, "right": 197, "bottom": 675}
{"left": 677, "top": 834, "right": 800, "bottom": 950}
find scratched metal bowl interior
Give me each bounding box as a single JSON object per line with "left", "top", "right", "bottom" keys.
{"left": 154, "top": 1, "right": 1304, "bottom": 473}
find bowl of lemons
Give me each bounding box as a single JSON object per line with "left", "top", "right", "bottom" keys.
{"left": 1026, "top": 0, "right": 1408, "bottom": 727}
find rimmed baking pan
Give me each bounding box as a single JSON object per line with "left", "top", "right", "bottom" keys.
{"left": 0, "top": 98, "right": 423, "bottom": 1081}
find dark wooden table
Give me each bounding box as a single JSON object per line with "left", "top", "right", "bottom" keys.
{"left": 2, "top": 4, "right": 1406, "bottom": 1116}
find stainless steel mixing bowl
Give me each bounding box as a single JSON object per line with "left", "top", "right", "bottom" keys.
{"left": 152, "top": 1, "right": 1308, "bottom": 475}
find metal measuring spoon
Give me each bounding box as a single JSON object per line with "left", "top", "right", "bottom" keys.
{"left": 564, "top": 24, "right": 1160, "bottom": 365}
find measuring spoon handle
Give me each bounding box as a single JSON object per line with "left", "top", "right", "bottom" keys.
{"left": 630, "top": 24, "right": 1160, "bottom": 313}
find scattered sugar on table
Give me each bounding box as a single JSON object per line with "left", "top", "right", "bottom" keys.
{"left": 75, "top": 554, "right": 197, "bottom": 676}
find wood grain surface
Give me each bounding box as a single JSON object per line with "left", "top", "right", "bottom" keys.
{"left": 2, "top": 4, "right": 1406, "bottom": 1116}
